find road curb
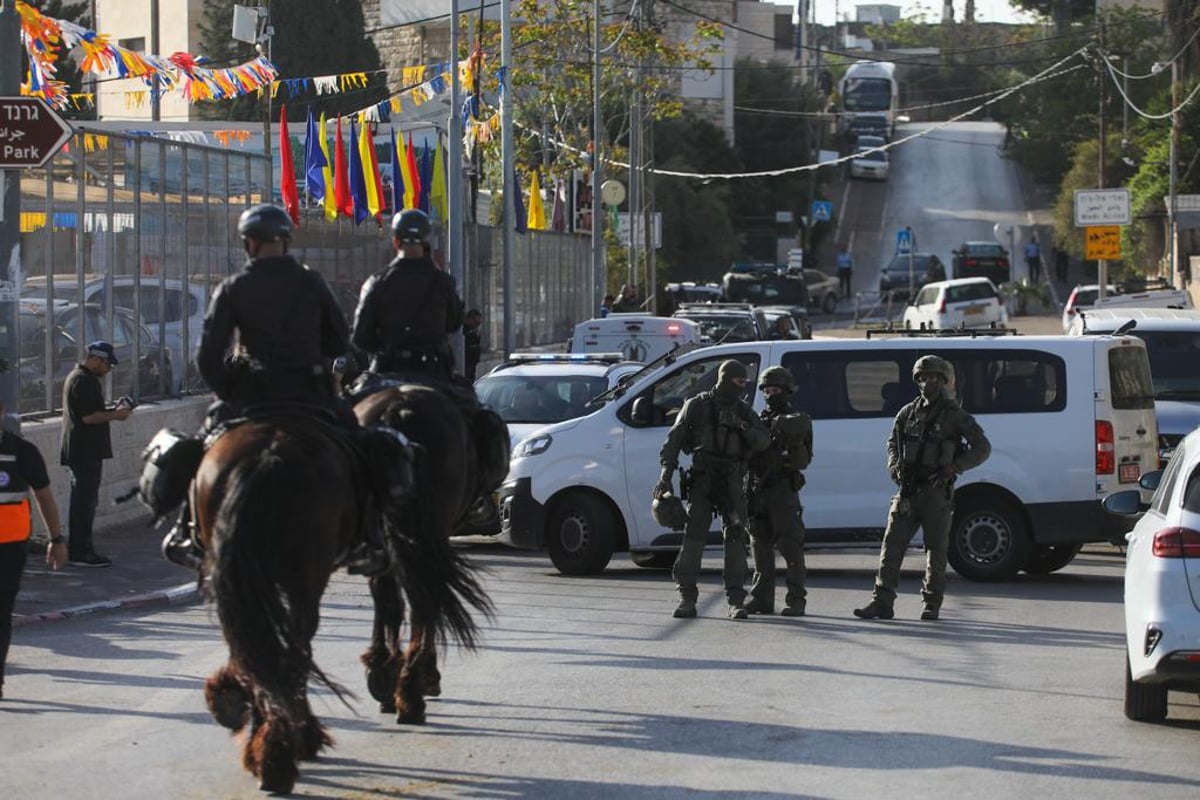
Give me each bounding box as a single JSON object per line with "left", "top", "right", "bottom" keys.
{"left": 12, "top": 581, "right": 201, "bottom": 629}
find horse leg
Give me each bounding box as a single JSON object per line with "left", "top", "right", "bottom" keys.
{"left": 244, "top": 698, "right": 299, "bottom": 795}
{"left": 363, "top": 574, "right": 405, "bottom": 714}
{"left": 297, "top": 689, "right": 334, "bottom": 762}
{"left": 394, "top": 628, "right": 428, "bottom": 725}
{"left": 420, "top": 641, "right": 442, "bottom": 698}
{"left": 204, "top": 663, "right": 251, "bottom": 731}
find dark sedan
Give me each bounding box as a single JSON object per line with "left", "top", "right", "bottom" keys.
{"left": 952, "top": 241, "right": 1011, "bottom": 286}
{"left": 878, "top": 252, "right": 946, "bottom": 299}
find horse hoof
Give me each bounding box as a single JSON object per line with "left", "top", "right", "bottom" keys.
{"left": 379, "top": 700, "right": 396, "bottom": 714}
{"left": 259, "top": 774, "right": 296, "bottom": 795}
{"left": 205, "top": 678, "right": 250, "bottom": 731}
{"left": 365, "top": 664, "right": 398, "bottom": 705}
{"left": 397, "top": 709, "right": 426, "bottom": 725}
{"left": 423, "top": 680, "right": 442, "bottom": 698}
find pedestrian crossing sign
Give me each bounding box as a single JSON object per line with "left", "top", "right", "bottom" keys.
{"left": 896, "top": 228, "right": 913, "bottom": 254}
{"left": 812, "top": 201, "right": 833, "bottom": 222}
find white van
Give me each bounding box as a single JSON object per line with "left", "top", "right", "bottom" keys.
{"left": 498, "top": 334, "right": 1159, "bottom": 580}
{"left": 569, "top": 314, "right": 701, "bottom": 363}
{"left": 1069, "top": 307, "right": 1200, "bottom": 462}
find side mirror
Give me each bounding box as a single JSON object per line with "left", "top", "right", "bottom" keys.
{"left": 1101, "top": 489, "right": 1147, "bottom": 517}
{"left": 630, "top": 396, "right": 653, "bottom": 425}
{"left": 1139, "top": 469, "right": 1162, "bottom": 492}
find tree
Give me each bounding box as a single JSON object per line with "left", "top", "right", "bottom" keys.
{"left": 197, "top": 0, "right": 386, "bottom": 121}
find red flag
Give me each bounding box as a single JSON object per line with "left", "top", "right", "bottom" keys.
{"left": 278, "top": 105, "right": 301, "bottom": 227}
{"left": 366, "top": 128, "right": 385, "bottom": 225}
{"left": 333, "top": 117, "right": 353, "bottom": 218}
{"left": 406, "top": 132, "right": 422, "bottom": 207}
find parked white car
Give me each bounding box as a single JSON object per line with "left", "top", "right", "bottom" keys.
{"left": 902, "top": 277, "right": 1008, "bottom": 330}
{"left": 849, "top": 147, "right": 889, "bottom": 180}
{"left": 1103, "top": 427, "right": 1200, "bottom": 722}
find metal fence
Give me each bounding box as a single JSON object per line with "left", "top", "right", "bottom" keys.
{"left": 15, "top": 126, "right": 592, "bottom": 415}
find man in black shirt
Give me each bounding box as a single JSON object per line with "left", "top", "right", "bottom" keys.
{"left": 60, "top": 341, "right": 132, "bottom": 567}
{"left": 463, "top": 309, "right": 483, "bottom": 382}
{"left": 1, "top": 401, "right": 66, "bottom": 699}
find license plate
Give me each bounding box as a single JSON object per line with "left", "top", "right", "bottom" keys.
{"left": 963, "top": 305, "right": 984, "bottom": 315}
{"left": 1119, "top": 463, "right": 1140, "bottom": 483}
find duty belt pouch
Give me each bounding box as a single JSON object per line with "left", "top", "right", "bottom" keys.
{"left": 139, "top": 428, "right": 204, "bottom": 519}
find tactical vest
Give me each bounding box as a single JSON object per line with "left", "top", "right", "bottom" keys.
{"left": 694, "top": 395, "right": 751, "bottom": 462}
{"left": 752, "top": 410, "right": 812, "bottom": 477}
{"left": 0, "top": 452, "right": 33, "bottom": 544}
{"left": 899, "top": 402, "right": 957, "bottom": 477}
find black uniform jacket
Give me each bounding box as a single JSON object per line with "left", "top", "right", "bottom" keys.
{"left": 351, "top": 254, "right": 464, "bottom": 360}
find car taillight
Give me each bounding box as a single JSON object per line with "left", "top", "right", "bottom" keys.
{"left": 937, "top": 296, "right": 946, "bottom": 313}
{"left": 1151, "top": 527, "right": 1200, "bottom": 558}
{"left": 1096, "top": 420, "right": 1115, "bottom": 474}
{"left": 965, "top": 258, "right": 977, "bottom": 267}
{"left": 666, "top": 323, "right": 681, "bottom": 334}
{"left": 1066, "top": 308, "right": 1076, "bottom": 316}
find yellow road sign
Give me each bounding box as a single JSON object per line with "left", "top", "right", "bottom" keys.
{"left": 1085, "top": 225, "right": 1121, "bottom": 260}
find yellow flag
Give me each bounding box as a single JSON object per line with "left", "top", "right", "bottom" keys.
{"left": 357, "top": 116, "right": 380, "bottom": 218}
{"left": 527, "top": 170, "right": 546, "bottom": 231}
{"left": 430, "top": 136, "right": 448, "bottom": 221}
{"left": 318, "top": 113, "right": 336, "bottom": 221}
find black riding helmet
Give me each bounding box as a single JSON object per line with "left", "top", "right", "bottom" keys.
{"left": 391, "top": 208, "right": 432, "bottom": 244}
{"left": 238, "top": 203, "right": 293, "bottom": 241}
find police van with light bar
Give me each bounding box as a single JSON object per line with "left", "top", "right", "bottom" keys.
{"left": 569, "top": 314, "right": 701, "bottom": 363}
{"left": 498, "top": 332, "right": 1158, "bottom": 579}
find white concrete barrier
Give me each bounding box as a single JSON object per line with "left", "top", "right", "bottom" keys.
{"left": 21, "top": 396, "right": 212, "bottom": 536}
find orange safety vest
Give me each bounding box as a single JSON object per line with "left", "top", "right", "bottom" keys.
{"left": 0, "top": 451, "right": 33, "bottom": 543}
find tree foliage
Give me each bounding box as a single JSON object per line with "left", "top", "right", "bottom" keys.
{"left": 197, "top": 0, "right": 386, "bottom": 121}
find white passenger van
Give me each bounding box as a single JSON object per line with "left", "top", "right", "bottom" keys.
{"left": 498, "top": 334, "right": 1159, "bottom": 580}
{"left": 1069, "top": 307, "right": 1200, "bottom": 463}
{"left": 569, "top": 314, "right": 701, "bottom": 363}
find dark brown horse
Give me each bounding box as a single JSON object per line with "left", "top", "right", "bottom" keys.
{"left": 354, "top": 383, "right": 493, "bottom": 725}
{"left": 193, "top": 410, "right": 488, "bottom": 793}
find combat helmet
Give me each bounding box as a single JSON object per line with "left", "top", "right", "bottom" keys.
{"left": 758, "top": 366, "right": 795, "bottom": 393}
{"left": 651, "top": 492, "right": 689, "bottom": 530}
{"left": 391, "top": 208, "right": 432, "bottom": 244}
{"left": 237, "top": 203, "right": 293, "bottom": 241}
{"left": 912, "top": 354, "right": 953, "bottom": 382}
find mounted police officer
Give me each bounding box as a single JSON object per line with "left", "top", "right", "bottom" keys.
{"left": 655, "top": 359, "right": 770, "bottom": 620}
{"left": 853, "top": 354, "right": 990, "bottom": 621}
{"left": 156, "top": 203, "right": 410, "bottom": 574}
{"left": 350, "top": 209, "right": 510, "bottom": 508}
{"left": 745, "top": 366, "right": 812, "bottom": 617}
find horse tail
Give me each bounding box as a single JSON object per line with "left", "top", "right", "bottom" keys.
{"left": 211, "top": 444, "right": 351, "bottom": 705}
{"left": 385, "top": 446, "right": 494, "bottom": 652}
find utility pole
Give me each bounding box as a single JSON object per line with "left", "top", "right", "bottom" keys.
{"left": 1169, "top": 56, "right": 1180, "bottom": 287}
{"left": 501, "top": 0, "right": 514, "bottom": 356}
{"left": 0, "top": 0, "right": 19, "bottom": 423}
{"left": 151, "top": 0, "right": 161, "bottom": 121}
{"left": 449, "top": 0, "right": 465, "bottom": 370}
{"left": 591, "top": 0, "right": 603, "bottom": 310}
{"left": 1097, "top": 26, "right": 1108, "bottom": 300}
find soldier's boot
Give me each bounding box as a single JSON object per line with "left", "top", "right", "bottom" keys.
{"left": 920, "top": 606, "right": 940, "bottom": 621}
{"left": 852, "top": 599, "right": 895, "bottom": 620}
{"left": 780, "top": 601, "right": 806, "bottom": 617}
{"left": 673, "top": 597, "right": 697, "bottom": 619}
{"left": 727, "top": 604, "right": 749, "bottom": 620}
{"left": 743, "top": 596, "right": 775, "bottom": 615}
{"left": 920, "top": 592, "right": 942, "bottom": 621}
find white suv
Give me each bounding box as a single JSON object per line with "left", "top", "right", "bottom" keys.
{"left": 903, "top": 277, "right": 1008, "bottom": 330}
{"left": 1104, "top": 428, "right": 1200, "bottom": 722}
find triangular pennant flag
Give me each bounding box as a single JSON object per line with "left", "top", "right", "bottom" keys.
{"left": 318, "top": 113, "right": 336, "bottom": 221}
{"left": 527, "top": 170, "right": 546, "bottom": 231}
{"left": 334, "top": 117, "right": 353, "bottom": 218}
{"left": 358, "top": 118, "right": 381, "bottom": 219}
{"left": 513, "top": 167, "right": 527, "bottom": 234}
{"left": 390, "top": 128, "right": 405, "bottom": 215}
{"left": 304, "top": 109, "right": 327, "bottom": 203}
{"left": 348, "top": 118, "right": 369, "bottom": 225}
{"left": 278, "top": 106, "right": 301, "bottom": 227}
{"left": 405, "top": 133, "right": 422, "bottom": 210}
{"left": 419, "top": 145, "right": 432, "bottom": 214}
{"left": 430, "top": 136, "right": 448, "bottom": 221}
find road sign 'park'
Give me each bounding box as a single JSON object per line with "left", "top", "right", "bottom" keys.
{"left": 0, "top": 96, "right": 73, "bottom": 169}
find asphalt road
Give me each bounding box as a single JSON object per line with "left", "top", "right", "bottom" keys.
{"left": 4, "top": 543, "right": 1199, "bottom": 798}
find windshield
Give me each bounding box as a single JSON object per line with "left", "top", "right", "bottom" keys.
{"left": 1133, "top": 331, "right": 1200, "bottom": 400}
{"left": 475, "top": 374, "right": 610, "bottom": 424}
{"left": 843, "top": 78, "right": 892, "bottom": 111}
{"left": 681, "top": 316, "right": 759, "bottom": 343}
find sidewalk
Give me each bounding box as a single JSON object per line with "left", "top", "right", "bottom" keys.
{"left": 13, "top": 518, "right": 200, "bottom": 628}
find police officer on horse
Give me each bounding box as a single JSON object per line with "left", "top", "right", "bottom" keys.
{"left": 154, "top": 204, "right": 410, "bottom": 574}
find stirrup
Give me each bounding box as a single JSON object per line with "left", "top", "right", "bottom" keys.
{"left": 345, "top": 543, "right": 390, "bottom": 577}
{"left": 160, "top": 525, "right": 203, "bottom": 570}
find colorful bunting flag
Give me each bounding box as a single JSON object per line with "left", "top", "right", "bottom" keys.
{"left": 348, "top": 119, "right": 369, "bottom": 225}
{"left": 527, "top": 170, "right": 546, "bottom": 231}
{"left": 279, "top": 106, "right": 300, "bottom": 228}
{"left": 358, "top": 118, "right": 381, "bottom": 220}
{"left": 418, "top": 145, "right": 432, "bottom": 214}
{"left": 304, "top": 109, "right": 327, "bottom": 203}
{"left": 390, "top": 129, "right": 405, "bottom": 216}
{"left": 405, "top": 133, "right": 422, "bottom": 211}
{"left": 334, "top": 117, "right": 353, "bottom": 218}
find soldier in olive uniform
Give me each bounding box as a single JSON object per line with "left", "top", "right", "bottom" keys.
{"left": 655, "top": 360, "right": 771, "bottom": 620}
{"left": 745, "top": 366, "right": 812, "bottom": 617}
{"left": 854, "top": 354, "right": 990, "bottom": 621}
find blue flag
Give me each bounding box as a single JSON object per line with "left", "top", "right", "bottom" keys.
{"left": 390, "top": 128, "right": 404, "bottom": 215}
{"left": 513, "top": 167, "right": 527, "bottom": 235}
{"left": 418, "top": 145, "right": 432, "bottom": 214}
{"left": 303, "top": 110, "right": 327, "bottom": 202}
{"left": 348, "top": 119, "right": 369, "bottom": 225}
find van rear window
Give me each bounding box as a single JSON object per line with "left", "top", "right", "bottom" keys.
{"left": 1107, "top": 347, "right": 1155, "bottom": 410}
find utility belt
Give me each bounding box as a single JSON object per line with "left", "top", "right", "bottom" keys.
{"left": 749, "top": 469, "right": 804, "bottom": 494}
{"left": 230, "top": 359, "right": 333, "bottom": 402}
{"left": 372, "top": 346, "right": 451, "bottom": 377}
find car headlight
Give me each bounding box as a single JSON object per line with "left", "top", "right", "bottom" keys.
{"left": 514, "top": 433, "right": 552, "bottom": 458}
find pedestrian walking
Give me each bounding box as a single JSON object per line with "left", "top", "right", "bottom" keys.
{"left": 853, "top": 355, "right": 990, "bottom": 621}
{"left": 655, "top": 359, "right": 770, "bottom": 620}
{"left": 0, "top": 402, "right": 66, "bottom": 700}
{"left": 60, "top": 341, "right": 133, "bottom": 568}
{"left": 611, "top": 284, "right": 639, "bottom": 313}
{"left": 1025, "top": 236, "right": 1042, "bottom": 284}
{"left": 745, "top": 367, "right": 812, "bottom": 617}
{"left": 836, "top": 245, "right": 854, "bottom": 299}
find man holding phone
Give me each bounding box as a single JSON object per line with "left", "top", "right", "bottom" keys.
{"left": 59, "top": 341, "right": 133, "bottom": 568}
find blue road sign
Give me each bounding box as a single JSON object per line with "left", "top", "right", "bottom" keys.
{"left": 896, "top": 227, "right": 914, "bottom": 254}
{"left": 812, "top": 200, "right": 833, "bottom": 222}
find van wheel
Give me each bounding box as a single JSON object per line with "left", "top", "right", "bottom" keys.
{"left": 822, "top": 293, "right": 838, "bottom": 314}
{"left": 546, "top": 492, "right": 615, "bottom": 576}
{"left": 1023, "top": 543, "right": 1082, "bottom": 574}
{"left": 631, "top": 551, "right": 675, "bottom": 570}
{"left": 1125, "top": 650, "right": 1168, "bottom": 722}
{"left": 948, "top": 496, "right": 1031, "bottom": 581}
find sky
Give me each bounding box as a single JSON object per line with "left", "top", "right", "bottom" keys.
{"left": 767, "top": 0, "right": 1039, "bottom": 26}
